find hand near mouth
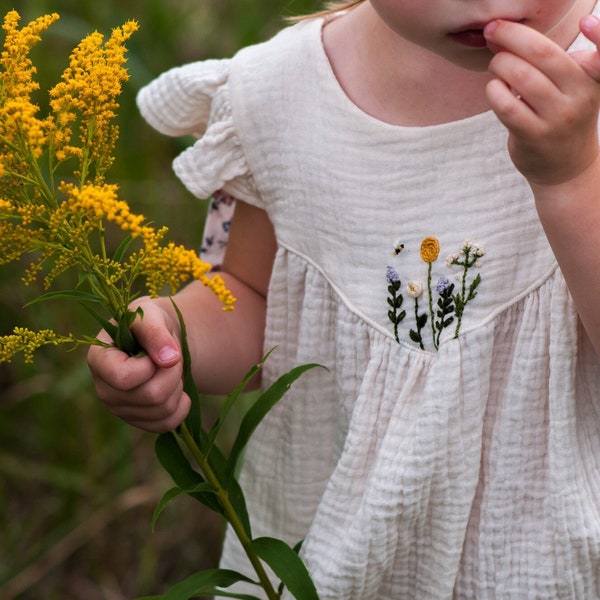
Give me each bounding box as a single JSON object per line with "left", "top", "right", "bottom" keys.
{"left": 483, "top": 17, "right": 600, "bottom": 187}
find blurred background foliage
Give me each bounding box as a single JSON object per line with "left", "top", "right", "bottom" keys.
{"left": 0, "top": 1, "right": 322, "bottom": 598}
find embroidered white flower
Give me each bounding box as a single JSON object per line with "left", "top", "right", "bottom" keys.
{"left": 446, "top": 253, "right": 459, "bottom": 267}
{"left": 406, "top": 280, "right": 424, "bottom": 298}
{"left": 462, "top": 239, "right": 485, "bottom": 258}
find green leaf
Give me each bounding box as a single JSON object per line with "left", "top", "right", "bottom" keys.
{"left": 204, "top": 440, "right": 252, "bottom": 538}
{"left": 112, "top": 232, "right": 135, "bottom": 262}
{"left": 114, "top": 310, "right": 143, "bottom": 356}
{"left": 251, "top": 537, "right": 319, "bottom": 600}
{"left": 24, "top": 289, "right": 103, "bottom": 307}
{"left": 409, "top": 329, "right": 421, "bottom": 343}
{"left": 155, "top": 433, "right": 223, "bottom": 516}
{"left": 207, "top": 349, "right": 275, "bottom": 455}
{"left": 158, "top": 568, "right": 259, "bottom": 600}
{"left": 170, "top": 298, "right": 202, "bottom": 440}
{"left": 80, "top": 303, "right": 118, "bottom": 341}
{"left": 225, "top": 363, "right": 325, "bottom": 486}
{"left": 151, "top": 486, "right": 185, "bottom": 531}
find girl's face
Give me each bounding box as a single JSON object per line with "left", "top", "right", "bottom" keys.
{"left": 367, "top": 0, "right": 594, "bottom": 71}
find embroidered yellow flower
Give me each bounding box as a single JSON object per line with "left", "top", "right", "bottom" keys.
{"left": 420, "top": 236, "right": 440, "bottom": 263}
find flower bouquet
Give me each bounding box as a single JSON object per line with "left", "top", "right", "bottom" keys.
{"left": 0, "top": 11, "right": 319, "bottom": 600}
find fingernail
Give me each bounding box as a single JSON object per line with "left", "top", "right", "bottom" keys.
{"left": 582, "top": 14, "right": 600, "bottom": 32}
{"left": 484, "top": 20, "right": 499, "bottom": 36}
{"left": 159, "top": 345, "right": 178, "bottom": 362}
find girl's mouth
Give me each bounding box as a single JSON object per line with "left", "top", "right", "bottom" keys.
{"left": 449, "top": 19, "right": 525, "bottom": 49}
{"left": 448, "top": 28, "right": 487, "bottom": 48}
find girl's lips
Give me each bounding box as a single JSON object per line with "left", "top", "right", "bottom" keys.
{"left": 449, "top": 29, "right": 487, "bottom": 48}
{"left": 449, "top": 19, "right": 524, "bottom": 49}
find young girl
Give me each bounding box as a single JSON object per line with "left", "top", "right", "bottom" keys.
{"left": 88, "top": 0, "right": 600, "bottom": 596}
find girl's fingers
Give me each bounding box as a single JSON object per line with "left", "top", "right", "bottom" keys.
{"left": 487, "top": 51, "right": 559, "bottom": 117}
{"left": 571, "top": 15, "right": 600, "bottom": 82}
{"left": 485, "top": 77, "right": 537, "bottom": 132}
{"left": 484, "top": 20, "right": 585, "bottom": 93}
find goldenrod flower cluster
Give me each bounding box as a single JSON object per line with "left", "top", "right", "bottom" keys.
{"left": 49, "top": 20, "right": 138, "bottom": 177}
{"left": 0, "top": 11, "right": 235, "bottom": 363}
{"left": 0, "top": 12, "right": 57, "bottom": 179}
{"left": 141, "top": 241, "right": 236, "bottom": 308}
{"left": 0, "top": 327, "right": 76, "bottom": 363}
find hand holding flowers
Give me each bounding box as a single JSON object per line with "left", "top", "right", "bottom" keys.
{"left": 0, "top": 11, "right": 319, "bottom": 599}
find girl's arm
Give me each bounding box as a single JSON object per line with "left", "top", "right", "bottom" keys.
{"left": 87, "top": 200, "right": 276, "bottom": 432}
{"left": 484, "top": 16, "right": 600, "bottom": 354}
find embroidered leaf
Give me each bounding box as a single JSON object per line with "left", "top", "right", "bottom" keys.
{"left": 467, "top": 273, "right": 482, "bottom": 301}
{"left": 409, "top": 330, "right": 421, "bottom": 343}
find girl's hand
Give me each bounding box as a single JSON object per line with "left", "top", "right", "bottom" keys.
{"left": 484, "top": 16, "right": 600, "bottom": 187}
{"left": 87, "top": 298, "right": 191, "bottom": 433}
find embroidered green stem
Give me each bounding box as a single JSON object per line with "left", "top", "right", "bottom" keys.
{"left": 386, "top": 266, "right": 406, "bottom": 343}
{"left": 452, "top": 243, "right": 483, "bottom": 338}
{"left": 409, "top": 297, "right": 427, "bottom": 350}
{"left": 434, "top": 279, "right": 455, "bottom": 349}
{"left": 427, "top": 262, "right": 436, "bottom": 349}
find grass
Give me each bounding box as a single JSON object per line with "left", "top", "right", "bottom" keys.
{"left": 0, "top": 1, "right": 322, "bottom": 598}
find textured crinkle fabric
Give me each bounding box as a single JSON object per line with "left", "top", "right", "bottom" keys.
{"left": 137, "top": 59, "right": 259, "bottom": 204}
{"left": 136, "top": 7, "right": 600, "bottom": 599}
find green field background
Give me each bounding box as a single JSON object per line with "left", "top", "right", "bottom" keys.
{"left": 0, "top": 1, "right": 322, "bottom": 598}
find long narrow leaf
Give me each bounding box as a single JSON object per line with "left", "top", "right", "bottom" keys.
{"left": 79, "top": 302, "right": 118, "bottom": 341}
{"left": 206, "top": 364, "right": 262, "bottom": 454}
{"left": 158, "top": 568, "right": 259, "bottom": 600}
{"left": 226, "top": 363, "right": 324, "bottom": 485}
{"left": 24, "top": 289, "right": 104, "bottom": 307}
{"left": 207, "top": 349, "right": 277, "bottom": 453}
{"left": 151, "top": 486, "right": 185, "bottom": 531}
{"left": 112, "top": 232, "right": 135, "bottom": 262}
{"left": 251, "top": 537, "right": 319, "bottom": 600}
{"left": 205, "top": 439, "right": 252, "bottom": 538}
{"left": 155, "top": 433, "right": 222, "bottom": 515}
{"left": 170, "top": 298, "right": 202, "bottom": 441}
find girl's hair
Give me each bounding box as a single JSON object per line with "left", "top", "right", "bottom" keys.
{"left": 290, "top": 0, "right": 365, "bottom": 21}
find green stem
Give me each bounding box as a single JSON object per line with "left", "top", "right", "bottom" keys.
{"left": 179, "top": 423, "right": 280, "bottom": 600}
{"left": 427, "top": 263, "right": 436, "bottom": 350}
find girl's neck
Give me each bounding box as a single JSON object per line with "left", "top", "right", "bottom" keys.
{"left": 322, "top": 4, "right": 494, "bottom": 127}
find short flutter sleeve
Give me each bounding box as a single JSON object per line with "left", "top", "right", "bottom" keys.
{"left": 136, "top": 60, "right": 259, "bottom": 204}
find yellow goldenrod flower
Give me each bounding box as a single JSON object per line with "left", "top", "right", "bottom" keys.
{"left": 0, "top": 11, "right": 235, "bottom": 364}
{"left": 49, "top": 20, "right": 138, "bottom": 181}
{"left": 0, "top": 327, "right": 76, "bottom": 363}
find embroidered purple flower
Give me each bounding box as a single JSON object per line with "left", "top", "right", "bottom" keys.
{"left": 386, "top": 266, "right": 405, "bottom": 343}
{"left": 435, "top": 276, "right": 452, "bottom": 295}
{"left": 386, "top": 265, "right": 400, "bottom": 284}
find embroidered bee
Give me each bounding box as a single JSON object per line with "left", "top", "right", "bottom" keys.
{"left": 393, "top": 241, "right": 405, "bottom": 255}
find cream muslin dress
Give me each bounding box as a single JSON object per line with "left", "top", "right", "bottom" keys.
{"left": 137, "top": 9, "right": 600, "bottom": 598}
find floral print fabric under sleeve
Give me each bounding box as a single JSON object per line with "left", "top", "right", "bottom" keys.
{"left": 200, "top": 189, "right": 235, "bottom": 270}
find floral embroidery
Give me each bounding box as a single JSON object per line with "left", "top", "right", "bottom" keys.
{"left": 386, "top": 237, "right": 485, "bottom": 350}
{"left": 406, "top": 279, "right": 428, "bottom": 350}
{"left": 386, "top": 266, "right": 406, "bottom": 343}
{"left": 448, "top": 240, "right": 484, "bottom": 338}
{"left": 420, "top": 236, "right": 440, "bottom": 263}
